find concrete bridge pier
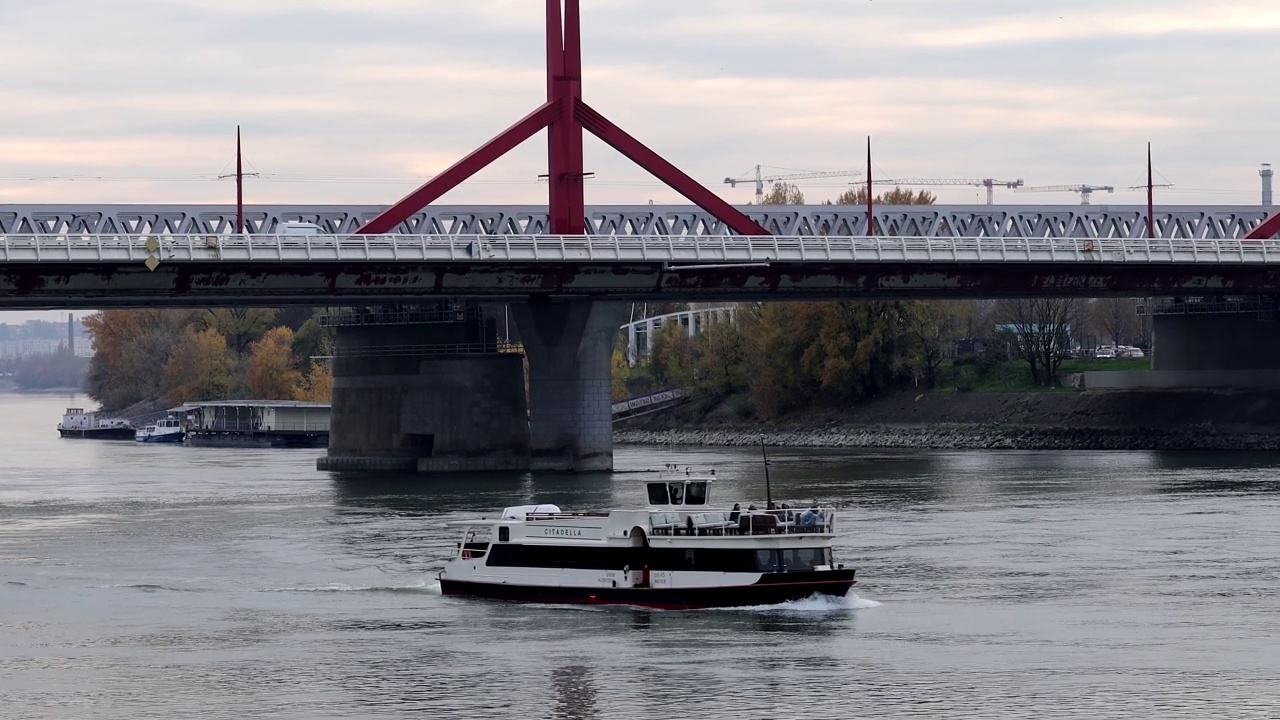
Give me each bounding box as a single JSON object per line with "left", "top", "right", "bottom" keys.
{"left": 1151, "top": 308, "right": 1280, "bottom": 385}
{"left": 318, "top": 305, "right": 531, "bottom": 473}
{"left": 513, "top": 300, "right": 626, "bottom": 472}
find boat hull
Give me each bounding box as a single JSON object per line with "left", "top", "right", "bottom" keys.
{"left": 439, "top": 570, "right": 857, "bottom": 610}
{"left": 58, "top": 427, "right": 135, "bottom": 440}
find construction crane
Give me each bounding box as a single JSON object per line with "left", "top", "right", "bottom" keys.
{"left": 724, "top": 165, "right": 862, "bottom": 204}
{"left": 876, "top": 178, "right": 1025, "bottom": 205}
{"left": 1015, "top": 184, "right": 1115, "bottom": 205}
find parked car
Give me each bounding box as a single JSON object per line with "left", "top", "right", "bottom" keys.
{"left": 1095, "top": 347, "right": 1117, "bottom": 358}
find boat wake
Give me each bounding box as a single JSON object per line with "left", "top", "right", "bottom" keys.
{"left": 715, "top": 592, "right": 882, "bottom": 613}
{"left": 261, "top": 580, "right": 440, "bottom": 595}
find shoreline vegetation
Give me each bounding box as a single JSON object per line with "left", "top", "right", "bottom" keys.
{"left": 82, "top": 308, "right": 333, "bottom": 414}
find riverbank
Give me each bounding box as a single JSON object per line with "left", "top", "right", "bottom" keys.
{"left": 615, "top": 389, "right": 1280, "bottom": 451}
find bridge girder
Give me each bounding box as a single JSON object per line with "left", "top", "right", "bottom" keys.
{"left": 0, "top": 204, "right": 1274, "bottom": 239}
{"left": 4, "top": 261, "right": 1280, "bottom": 310}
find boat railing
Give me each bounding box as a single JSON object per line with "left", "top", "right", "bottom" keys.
{"left": 649, "top": 507, "right": 837, "bottom": 536}
{"left": 523, "top": 511, "right": 612, "bottom": 521}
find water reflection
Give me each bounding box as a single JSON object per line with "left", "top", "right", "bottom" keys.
{"left": 551, "top": 664, "right": 598, "bottom": 720}
{"left": 330, "top": 471, "right": 623, "bottom": 515}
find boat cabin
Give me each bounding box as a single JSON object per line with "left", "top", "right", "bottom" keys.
{"left": 646, "top": 468, "right": 715, "bottom": 507}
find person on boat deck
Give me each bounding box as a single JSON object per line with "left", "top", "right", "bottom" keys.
{"left": 728, "top": 503, "right": 741, "bottom": 523}
{"left": 799, "top": 505, "right": 823, "bottom": 529}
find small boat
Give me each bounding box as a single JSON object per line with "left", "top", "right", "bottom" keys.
{"left": 57, "top": 408, "right": 134, "bottom": 440}
{"left": 134, "top": 416, "right": 185, "bottom": 444}
{"left": 438, "top": 467, "right": 856, "bottom": 610}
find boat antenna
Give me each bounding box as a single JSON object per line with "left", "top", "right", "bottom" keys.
{"left": 760, "top": 434, "right": 773, "bottom": 507}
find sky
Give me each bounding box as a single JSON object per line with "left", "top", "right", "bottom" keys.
{"left": 1, "top": 0, "right": 1277, "bottom": 216}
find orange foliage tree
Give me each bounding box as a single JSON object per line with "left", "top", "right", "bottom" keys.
{"left": 164, "top": 327, "right": 233, "bottom": 405}
{"left": 244, "top": 327, "right": 302, "bottom": 399}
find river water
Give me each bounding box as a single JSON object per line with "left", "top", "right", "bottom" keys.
{"left": 2, "top": 391, "right": 1280, "bottom": 719}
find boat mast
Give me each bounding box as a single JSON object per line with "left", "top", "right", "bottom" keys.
{"left": 760, "top": 434, "right": 773, "bottom": 507}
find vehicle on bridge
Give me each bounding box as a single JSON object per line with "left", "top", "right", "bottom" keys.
{"left": 437, "top": 470, "right": 856, "bottom": 609}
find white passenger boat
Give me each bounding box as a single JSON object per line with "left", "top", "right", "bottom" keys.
{"left": 438, "top": 469, "right": 856, "bottom": 609}
{"left": 134, "top": 416, "right": 185, "bottom": 444}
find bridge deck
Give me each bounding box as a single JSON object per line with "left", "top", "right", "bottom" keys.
{"left": 5, "top": 234, "right": 1280, "bottom": 265}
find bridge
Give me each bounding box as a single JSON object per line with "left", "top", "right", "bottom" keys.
{"left": 0, "top": 203, "right": 1274, "bottom": 239}
{"left": 2, "top": 210, "right": 1280, "bottom": 304}
{"left": 9, "top": 0, "right": 1280, "bottom": 476}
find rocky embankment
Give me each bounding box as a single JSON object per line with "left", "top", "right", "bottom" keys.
{"left": 615, "top": 389, "right": 1280, "bottom": 451}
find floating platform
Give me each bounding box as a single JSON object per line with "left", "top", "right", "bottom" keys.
{"left": 170, "top": 400, "right": 330, "bottom": 450}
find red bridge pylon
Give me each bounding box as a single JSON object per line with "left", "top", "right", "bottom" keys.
{"left": 356, "top": 0, "right": 768, "bottom": 236}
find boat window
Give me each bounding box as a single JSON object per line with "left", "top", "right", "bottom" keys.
{"left": 755, "top": 549, "right": 778, "bottom": 573}
{"left": 647, "top": 482, "right": 669, "bottom": 505}
{"left": 498, "top": 527, "right": 509, "bottom": 542}
{"left": 684, "top": 481, "right": 707, "bottom": 505}
{"left": 667, "top": 482, "right": 684, "bottom": 505}
{"left": 780, "top": 548, "right": 830, "bottom": 572}
{"left": 486, "top": 544, "right": 640, "bottom": 570}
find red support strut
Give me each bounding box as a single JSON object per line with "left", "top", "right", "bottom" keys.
{"left": 356, "top": 0, "right": 766, "bottom": 236}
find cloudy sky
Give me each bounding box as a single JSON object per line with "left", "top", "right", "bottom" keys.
{"left": 2, "top": 0, "right": 1278, "bottom": 215}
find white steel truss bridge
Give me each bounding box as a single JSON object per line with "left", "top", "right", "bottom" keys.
{"left": 1, "top": 204, "right": 1276, "bottom": 239}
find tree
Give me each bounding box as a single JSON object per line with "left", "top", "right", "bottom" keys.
{"left": 903, "top": 301, "right": 966, "bottom": 387}
{"left": 996, "top": 298, "right": 1083, "bottom": 386}
{"left": 198, "top": 308, "right": 278, "bottom": 355}
{"left": 696, "top": 320, "right": 749, "bottom": 399}
{"left": 291, "top": 316, "right": 333, "bottom": 366}
{"left": 244, "top": 326, "right": 302, "bottom": 399}
{"left": 834, "top": 186, "right": 936, "bottom": 206}
{"left": 83, "top": 310, "right": 195, "bottom": 410}
{"left": 611, "top": 346, "right": 631, "bottom": 401}
{"left": 746, "top": 301, "right": 912, "bottom": 417}
{"left": 293, "top": 359, "right": 333, "bottom": 403}
{"left": 164, "top": 327, "right": 233, "bottom": 405}
{"left": 761, "top": 182, "right": 805, "bottom": 205}
{"left": 649, "top": 322, "right": 698, "bottom": 388}
{"left": 1089, "top": 298, "right": 1141, "bottom": 347}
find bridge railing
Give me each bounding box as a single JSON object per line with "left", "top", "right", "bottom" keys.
{"left": 5, "top": 234, "right": 1280, "bottom": 264}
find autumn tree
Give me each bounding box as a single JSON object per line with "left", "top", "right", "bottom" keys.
{"left": 696, "top": 319, "right": 749, "bottom": 399}
{"left": 245, "top": 326, "right": 302, "bottom": 399}
{"left": 611, "top": 346, "right": 631, "bottom": 401}
{"left": 996, "top": 298, "right": 1084, "bottom": 386}
{"left": 198, "top": 308, "right": 278, "bottom": 355}
{"left": 83, "top": 310, "right": 194, "bottom": 410}
{"left": 649, "top": 321, "right": 699, "bottom": 389}
{"left": 293, "top": 359, "right": 333, "bottom": 403}
{"left": 745, "top": 301, "right": 912, "bottom": 417}
{"left": 761, "top": 182, "right": 805, "bottom": 205}
{"left": 164, "top": 327, "right": 233, "bottom": 405}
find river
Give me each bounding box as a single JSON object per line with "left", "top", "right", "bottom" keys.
{"left": 2, "top": 391, "right": 1279, "bottom": 719}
